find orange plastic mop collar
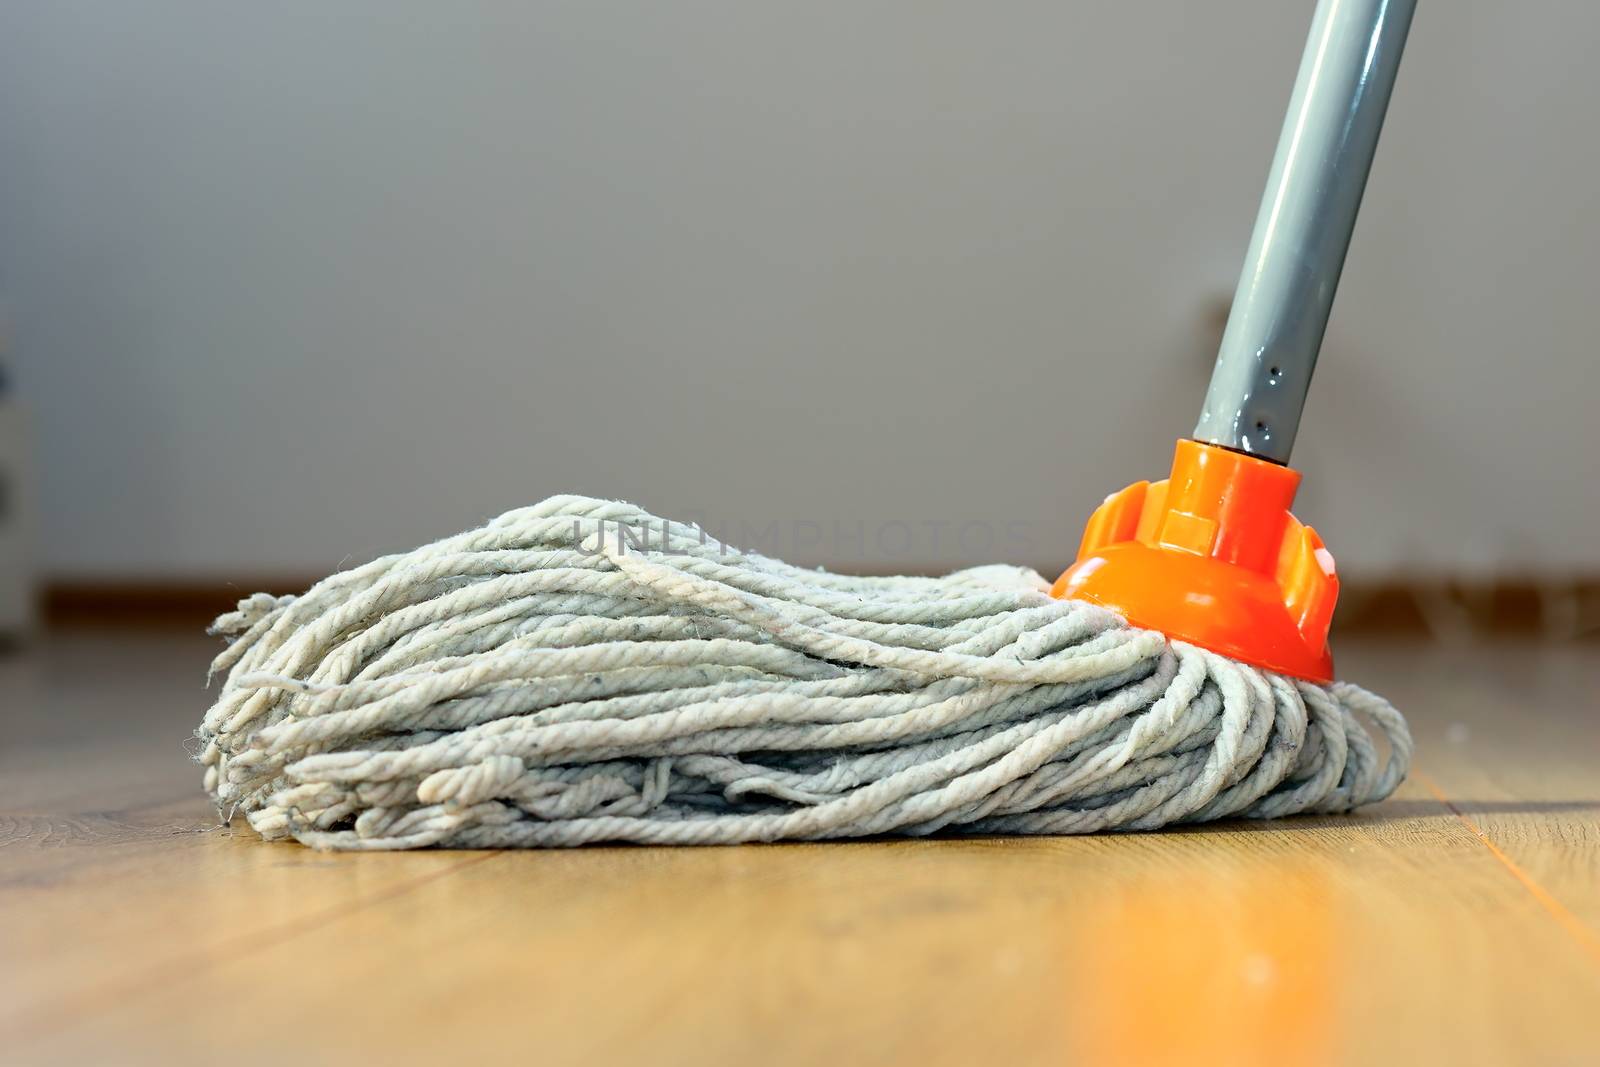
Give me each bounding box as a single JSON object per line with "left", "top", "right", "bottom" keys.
{"left": 1052, "top": 439, "right": 1338, "bottom": 683}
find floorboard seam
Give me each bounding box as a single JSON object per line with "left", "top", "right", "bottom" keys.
{"left": 1, "top": 846, "right": 506, "bottom": 1047}
{"left": 1417, "top": 769, "right": 1600, "bottom": 969}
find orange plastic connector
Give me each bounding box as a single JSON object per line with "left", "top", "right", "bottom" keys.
{"left": 1052, "top": 439, "right": 1338, "bottom": 682}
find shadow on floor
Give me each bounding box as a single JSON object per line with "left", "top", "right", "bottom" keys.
{"left": 1175, "top": 796, "right": 1600, "bottom": 835}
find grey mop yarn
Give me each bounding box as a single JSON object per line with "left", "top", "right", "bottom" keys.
{"left": 197, "top": 496, "right": 1411, "bottom": 850}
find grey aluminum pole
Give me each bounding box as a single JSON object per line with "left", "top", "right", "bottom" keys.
{"left": 1194, "top": 0, "right": 1416, "bottom": 463}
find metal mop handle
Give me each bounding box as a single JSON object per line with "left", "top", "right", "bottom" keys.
{"left": 1194, "top": 0, "right": 1416, "bottom": 464}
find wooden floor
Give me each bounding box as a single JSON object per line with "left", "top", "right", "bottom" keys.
{"left": 2, "top": 631, "right": 1597, "bottom": 1066}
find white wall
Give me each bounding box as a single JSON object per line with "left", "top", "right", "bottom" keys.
{"left": 1, "top": 1, "right": 1595, "bottom": 580}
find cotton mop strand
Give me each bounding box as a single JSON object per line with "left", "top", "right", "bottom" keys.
{"left": 196, "top": 0, "right": 1417, "bottom": 848}
{"left": 198, "top": 496, "right": 1409, "bottom": 849}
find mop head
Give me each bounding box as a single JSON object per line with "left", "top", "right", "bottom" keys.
{"left": 197, "top": 496, "right": 1411, "bottom": 849}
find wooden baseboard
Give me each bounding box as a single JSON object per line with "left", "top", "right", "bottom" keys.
{"left": 1332, "top": 578, "right": 1599, "bottom": 640}
{"left": 40, "top": 579, "right": 320, "bottom": 630}
{"left": 35, "top": 575, "right": 1600, "bottom": 639}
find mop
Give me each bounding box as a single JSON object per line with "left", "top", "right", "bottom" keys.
{"left": 198, "top": 0, "right": 1417, "bottom": 849}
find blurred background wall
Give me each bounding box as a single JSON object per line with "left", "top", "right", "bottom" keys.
{"left": 0, "top": 1, "right": 1595, "bottom": 588}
